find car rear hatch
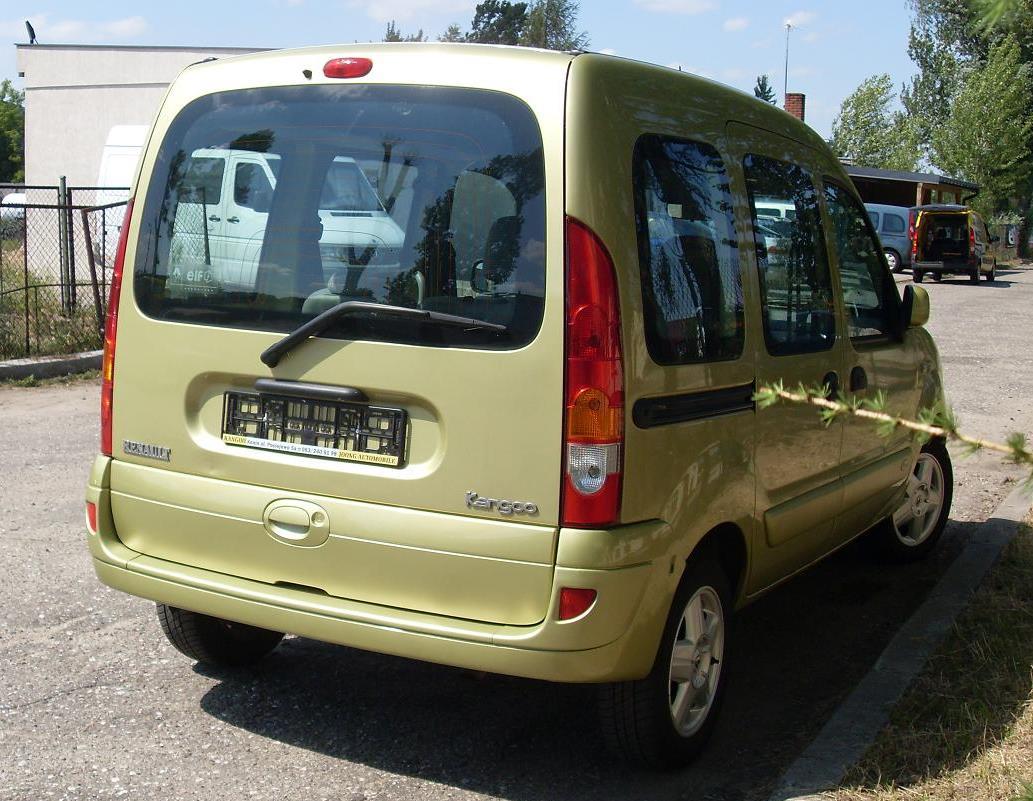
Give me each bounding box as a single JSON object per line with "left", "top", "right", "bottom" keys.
{"left": 107, "top": 47, "right": 571, "bottom": 627}
{"left": 914, "top": 209, "right": 971, "bottom": 268}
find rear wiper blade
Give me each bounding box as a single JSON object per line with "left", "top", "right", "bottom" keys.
{"left": 260, "top": 300, "right": 507, "bottom": 367}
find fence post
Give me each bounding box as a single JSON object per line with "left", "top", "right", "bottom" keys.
{"left": 67, "top": 185, "right": 77, "bottom": 309}
{"left": 58, "top": 176, "right": 70, "bottom": 313}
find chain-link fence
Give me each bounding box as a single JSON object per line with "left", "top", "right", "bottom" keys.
{"left": 0, "top": 184, "right": 130, "bottom": 360}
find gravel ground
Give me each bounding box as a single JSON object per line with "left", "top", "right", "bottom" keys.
{"left": 1, "top": 264, "right": 1031, "bottom": 801}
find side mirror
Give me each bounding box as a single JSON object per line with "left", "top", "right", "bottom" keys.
{"left": 902, "top": 284, "right": 930, "bottom": 328}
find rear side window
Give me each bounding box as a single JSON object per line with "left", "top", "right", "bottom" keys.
{"left": 135, "top": 85, "right": 546, "bottom": 350}
{"left": 867, "top": 211, "right": 880, "bottom": 229}
{"left": 744, "top": 154, "right": 834, "bottom": 355}
{"left": 632, "top": 135, "right": 744, "bottom": 365}
{"left": 883, "top": 213, "right": 905, "bottom": 234}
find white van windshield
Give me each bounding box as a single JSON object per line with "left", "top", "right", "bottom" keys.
{"left": 134, "top": 84, "right": 547, "bottom": 349}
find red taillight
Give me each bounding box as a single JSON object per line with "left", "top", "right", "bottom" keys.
{"left": 323, "top": 57, "right": 373, "bottom": 79}
{"left": 562, "top": 217, "right": 624, "bottom": 528}
{"left": 86, "top": 501, "right": 98, "bottom": 534}
{"left": 558, "top": 587, "right": 597, "bottom": 620}
{"left": 910, "top": 210, "right": 917, "bottom": 259}
{"left": 101, "top": 198, "right": 133, "bottom": 457}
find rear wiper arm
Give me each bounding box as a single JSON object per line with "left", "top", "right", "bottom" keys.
{"left": 260, "top": 300, "right": 507, "bottom": 367}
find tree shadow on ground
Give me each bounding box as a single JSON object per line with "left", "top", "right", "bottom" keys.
{"left": 196, "top": 520, "right": 977, "bottom": 801}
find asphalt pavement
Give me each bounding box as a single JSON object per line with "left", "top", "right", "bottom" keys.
{"left": 1, "top": 264, "right": 1031, "bottom": 801}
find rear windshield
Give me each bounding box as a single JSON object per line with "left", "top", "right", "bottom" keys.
{"left": 134, "top": 85, "right": 546, "bottom": 349}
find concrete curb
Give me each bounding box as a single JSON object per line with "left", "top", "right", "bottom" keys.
{"left": 0, "top": 349, "right": 102, "bottom": 381}
{"left": 767, "top": 481, "right": 1032, "bottom": 801}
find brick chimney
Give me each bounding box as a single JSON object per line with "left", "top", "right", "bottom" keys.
{"left": 785, "top": 93, "right": 806, "bottom": 121}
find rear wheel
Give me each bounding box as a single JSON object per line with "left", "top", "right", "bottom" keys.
{"left": 931, "top": 272, "right": 942, "bottom": 282}
{"left": 872, "top": 438, "right": 953, "bottom": 562}
{"left": 157, "top": 604, "right": 284, "bottom": 667}
{"left": 985, "top": 260, "right": 996, "bottom": 281}
{"left": 970, "top": 266, "right": 980, "bottom": 283}
{"left": 599, "top": 556, "right": 731, "bottom": 768}
{"left": 884, "top": 249, "right": 902, "bottom": 273}
{"left": 913, "top": 270, "right": 924, "bottom": 284}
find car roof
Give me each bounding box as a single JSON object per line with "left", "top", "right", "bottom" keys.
{"left": 863, "top": 202, "right": 910, "bottom": 214}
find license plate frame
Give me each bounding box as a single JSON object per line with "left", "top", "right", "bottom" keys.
{"left": 221, "top": 390, "right": 408, "bottom": 468}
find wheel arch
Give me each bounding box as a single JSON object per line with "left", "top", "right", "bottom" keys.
{"left": 686, "top": 522, "right": 748, "bottom": 605}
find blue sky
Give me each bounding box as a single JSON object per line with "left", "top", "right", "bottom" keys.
{"left": 1, "top": 1, "right": 918, "bottom": 138}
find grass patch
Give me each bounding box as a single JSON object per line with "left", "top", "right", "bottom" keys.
{"left": 828, "top": 524, "right": 1033, "bottom": 800}
{"left": 0, "top": 244, "right": 103, "bottom": 360}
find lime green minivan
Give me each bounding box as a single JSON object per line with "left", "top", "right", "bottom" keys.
{"left": 85, "top": 43, "right": 952, "bottom": 768}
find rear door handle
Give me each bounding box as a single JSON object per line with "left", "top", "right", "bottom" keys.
{"left": 849, "top": 366, "right": 868, "bottom": 392}
{"left": 226, "top": 216, "right": 240, "bottom": 223}
{"left": 821, "top": 371, "right": 839, "bottom": 399}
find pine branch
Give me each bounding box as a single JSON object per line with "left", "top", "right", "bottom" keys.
{"left": 754, "top": 382, "right": 1033, "bottom": 483}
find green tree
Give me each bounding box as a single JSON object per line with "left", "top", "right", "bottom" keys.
{"left": 438, "top": 23, "right": 466, "bottom": 42}
{"left": 753, "top": 74, "right": 777, "bottom": 104}
{"left": 907, "top": 0, "right": 1033, "bottom": 253}
{"left": 0, "top": 79, "right": 24, "bottom": 183}
{"left": 830, "top": 74, "right": 919, "bottom": 170}
{"left": 519, "top": 0, "right": 588, "bottom": 50}
{"left": 932, "top": 37, "right": 1033, "bottom": 215}
{"left": 467, "top": 1, "right": 529, "bottom": 44}
{"left": 383, "top": 21, "right": 427, "bottom": 42}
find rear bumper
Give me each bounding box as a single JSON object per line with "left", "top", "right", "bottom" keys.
{"left": 914, "top": 259, "right": 976, "bottom": 274}
{"left": 86, "top": 458, "right": 675, "bottom": 683}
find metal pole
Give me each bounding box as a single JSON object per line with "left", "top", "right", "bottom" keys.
{"left": 58, "top": 176, "right": 69, "bottom": 313}
{"left": 780, "top": 23, "right": 789, "bottom": 103}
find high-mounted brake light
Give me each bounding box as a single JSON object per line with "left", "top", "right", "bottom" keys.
{"left": 100, "top": 198, "right": 134, "bottom": 457}
{"left": 323, "top": 57, "right": 373, "bottom": 79}
{"left": 561, "top": 217, "right": 624, "bottom": 528}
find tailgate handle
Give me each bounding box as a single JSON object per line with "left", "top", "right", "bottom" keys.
{"left": 263, "top": 500, "right": 330, "bottom": 547}
{"left": 254, "top": 378, "right": 369, "bottom": 404}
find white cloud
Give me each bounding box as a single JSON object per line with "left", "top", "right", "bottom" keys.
{"left": 634, "top": 0, "right": 716, "bottom": 14}
{"left": 598, "top": 47, "right": 618, "bottom": 56}
{"left": 346, "top": 0, "right": 474, "bottom": 23}
{"left": 723, "top": 17, "right": 750, "bottom": 32}
{"left": 802, "top": 31, "right": 820, "bottom": 43}
{"left": 4, "top": 14, "right": 148, "bottom": 42}
{"left": 784, "top": 10, "right": 817, "bottom": 27}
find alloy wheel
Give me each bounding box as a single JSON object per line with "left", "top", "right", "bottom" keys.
{"left": 668, "top": 586, "right": 725, "bottom": 737}
{"left": 892, "top": 452, "right": 946, "bottom": 547}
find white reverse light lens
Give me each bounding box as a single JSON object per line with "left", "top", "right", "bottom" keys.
{"left": 567, "top": 443, "right": 620, "bottom": 495}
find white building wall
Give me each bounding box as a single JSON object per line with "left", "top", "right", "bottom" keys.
{"left": 16, "top": 44, "right": 266, "bottom": 187}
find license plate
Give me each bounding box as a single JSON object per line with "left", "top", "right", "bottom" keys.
{"left": 222, "top": 390, "right": 407, "bottom": 467}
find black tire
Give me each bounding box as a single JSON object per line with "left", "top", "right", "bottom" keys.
{"left": 884, "top": 249, "right": 902, "bottom": 273}
{"left": 985, "top": 260, "right": 996, "bottom": 281}
{"left": 969, "top": 266, "right": 980, "bottom": 283}
{"left": 913, "top": 270, "right": 924, "bottom": 284}
{"left": 599, "top": 555, "right": 732, "bottom": 769}
{"left": 157, "top": 604, "right": 284, "bottom": 667}
{"left": 870, "top": 438, "right": 953, "bottom": 562}
{"left": 931, "top": 272, "right": 942, "bottom": 282}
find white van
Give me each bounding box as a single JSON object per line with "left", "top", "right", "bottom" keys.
{"left": 169, "top": 148, "right": 405, "bottom": 294}
{"left": 95, "top": 125, "right": 147, "bottom": 266}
